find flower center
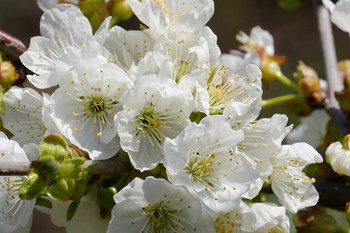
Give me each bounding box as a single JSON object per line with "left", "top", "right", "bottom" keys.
{"left": 135, "top": 103, "right": 165, "bottom": 147}
{"left": 143, "top": 201, "right": 176, "bottom": 232}
{"left": 184, "top": 152, "right": 217, "bottom": 186}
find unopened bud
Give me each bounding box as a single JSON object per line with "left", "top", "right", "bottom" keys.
{"left": 0, "top": 61, "right": 16, "bottom": 89}
{"left": 19, "top": 158, "right": 60, "bottom": 200}
{"left": 40, "top": 134, "right": 70, "bottom": 161}
{"left": 260, "top": 56, "right": 283, "bottom": 82}
{"left": 79, "top": 0, "right": 109, "bottom": 32}
{"left": 108, "top": 0, "right": 133, "bottom": 25}
{"left": 342, "top": 135, "right": 350, "bottom": 150}
{"left": 346, "top": 202, "right": 350, "bottom": 225}
{"left": 338, "top": 60, "right": 350, "bottom": 88}
{"left": 47, "top": 178, "right": 75, "bottom": 201}
{"left": 295, "top": 61, "right": 320, "bottom": 94}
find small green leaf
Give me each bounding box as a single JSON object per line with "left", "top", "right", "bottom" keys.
{"left": 35, "top": 197, "right": 53, "bottom": 209}
{"left": 278, "top": 0, "right": 304, "bottom": 10}
{"left": 67, "top": 200, "right": 80, "bottom": 221}
{"left": 40, "top": 134, "right": 70, "bottom": 161}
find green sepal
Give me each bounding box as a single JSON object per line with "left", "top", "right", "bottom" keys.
{"left": 19, "top": 158, "right": 60, "bottom": 200}
{"left": 35, "top": 197, "right": 53, "bottom": 209}
{"left": 66, "top": 178, "right": 90, "bottom": 221}
{"left": 40, "top": 134, "right": 70, "bottom": 161}
{"left": 47, "top": 178, "right": 75, "bottom": 202}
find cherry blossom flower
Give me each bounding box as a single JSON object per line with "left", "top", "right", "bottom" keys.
{"left": 50, "top": 196, "right": 109, "bottom": 233}
{"left": 20, "top": 4, "right": 110, "bottom": 89}
{"left": 126, "top": 0, "right": 214, "bottom": 39}
{"left": 214, "top": 202, "right": 290, "bottom": 233}
{"left": 108, "top": 177, "right": 215, "bottom": 233}
{"left": 323, "top": 0, "right": 350, "bottom": 34}
{"left": 0, "top": 133, "right": 35, "bottom": 233}
{"left": 269, "top": 143, "right": 323, "bottom": 213}
{"left": 325, "top": 141, "right": 350, "bottom": 176}
{"left": 44, "top": 59, "right": 132, "bottom": 159}
{"left": 163, "top": 115, "right": 258, "bottom": 214}
{"left": 2, "top": 86, "right": 46, "bottom": 146}
{"left": 116, "top": 74, "right": 193, "bottom": 171}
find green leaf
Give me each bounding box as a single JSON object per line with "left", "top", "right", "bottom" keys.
{"left": 67, "top": 200, "right": 80, "bottom": 221}
{"left": 278, "top": 0, "right": 304, "bottom": 10}
{"left": 40, "top": 134, "right": 70, "bottom": 161}
{"left": 35, "top": 197, "right": 53, "bottom": 209}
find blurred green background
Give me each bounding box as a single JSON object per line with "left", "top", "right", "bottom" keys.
{"left": 0, "top": 0, "right": 350, "bottom": 232}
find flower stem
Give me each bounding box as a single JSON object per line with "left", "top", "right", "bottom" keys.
{"left": 275, "top": 72, "right": 300, "bottom": 92}
{"left": 262, "top": 94, "right": 299, "bottom": 108}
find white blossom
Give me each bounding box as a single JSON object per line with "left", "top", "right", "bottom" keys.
{"left": 108, "top": 177, "right": 215, "bottom": 233}
{"left": 323, "top": 0, "right": 350, "bottom": 34}
{"left": 240, "top": 203, "right": 290, "bottom": 233}
{"left": 44, "top": 60, "right": 132, "bottom": 159}
{"left": 325, "top": 141, "right": 350, "bottom": 176}
{"left": 213, "top": 202, "right": 290, "bottom": 233}
{"left": 126, "top": 0, "right": 214, "bottom": 39}
{"left": 286, "top": 109, "right": 329, "bottom": 148}
{"left": 20, "top": 4, "right": 110, "bottom": 89}
{"left": 116, "top": 74, "right": 193, "bottom": 171}
{"left": 236, "top": 26, "right": 275, "bottom": 56}
{"left": 2, "top": 86, "right": 46, "bottom": 146}
{"left": 270, "top": 143, "right": 323, "bottom": 213}
{"left": 195, "top": 64, "right": 262, "bottom": 115}
{"left": 37, "top": 0, "right": 79, "bottom": 11}
{"left": 50, "top": 196, "right": 109, "bottom": 233}
{"left": 103, "top": 26, "right": 156, "bottom": 75}
{"left": 163, "top": 115, "right": 258, "bottom": 214}
{"left": 0, "top": 133, "right": 35, "bottom": 233}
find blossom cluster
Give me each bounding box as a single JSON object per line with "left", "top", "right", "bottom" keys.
{"left": 0, "top": 0, "right": 323, "bottom": 232}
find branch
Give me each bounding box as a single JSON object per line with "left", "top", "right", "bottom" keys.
{"left": 312, "top": 0, "right": 349, "bottom": 135}
{"left": 0, "top": 158, "right": 131, "bottom": 176}
{"left": 0, "top": 30, "right": 27, "bottom": 61}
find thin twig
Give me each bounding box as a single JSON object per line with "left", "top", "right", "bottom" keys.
{"left": 0, "top": 30, "right": 27, "bottom": 61}
{"left": 0, "top": 158, "right": 131, "bottom": 176}
{"left": 312, "top": 0, "right": 348, "bottom": 135}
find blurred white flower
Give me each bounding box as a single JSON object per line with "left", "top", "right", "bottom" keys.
{"left": 286, "top": 109, "right": 329, "bottom": 148}
{"left": 323, "top": 0, "right": 350, "bottom": 34}
{"left": 325, "top": 141, "right": 350, "bottom": 176}
{"left": 0, "top": 133, "right": 35, "bottom": 233}
{"left": 270, "top": 143, "right": 323, "bottom": 213}
{"left": 108, "top": 177, "right": 215, "bottom": 233}
{"left": 50, "top": 196, "right": 109, "bottom": 233}
{"left": 163, "top": 115, "right": 257, "bottom": 215}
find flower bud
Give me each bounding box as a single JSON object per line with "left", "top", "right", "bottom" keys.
{"left": 79, "top": 0, "right": 109, "bottom": 32}
{"left": 107, "top": 0, "right": 133, "bottom": 25}
{"left": 0, "top": 61, "right": 16, "bottom": 89}
{"left": 342, "top": 134, "right": 350, "bottom": 150}
{"left": 346, "top": 202, "right": 350, "bottom": 225}
{"left": 47, "top": 178, "right": 75, "bottom": 201}
{"left": 40, "top": 134, "right": 70, "bottom": 161}
{"left": 260, "top": 56, "right": 283, "bottom": 82}
{"left": 19, "top": 158, "right": 60, "bottom": 200}
{"left": 295, "top": 61, "right": 320, "bottom": 93}
{"left": 338, "top": 60, "right": 350, "bottom": 88}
